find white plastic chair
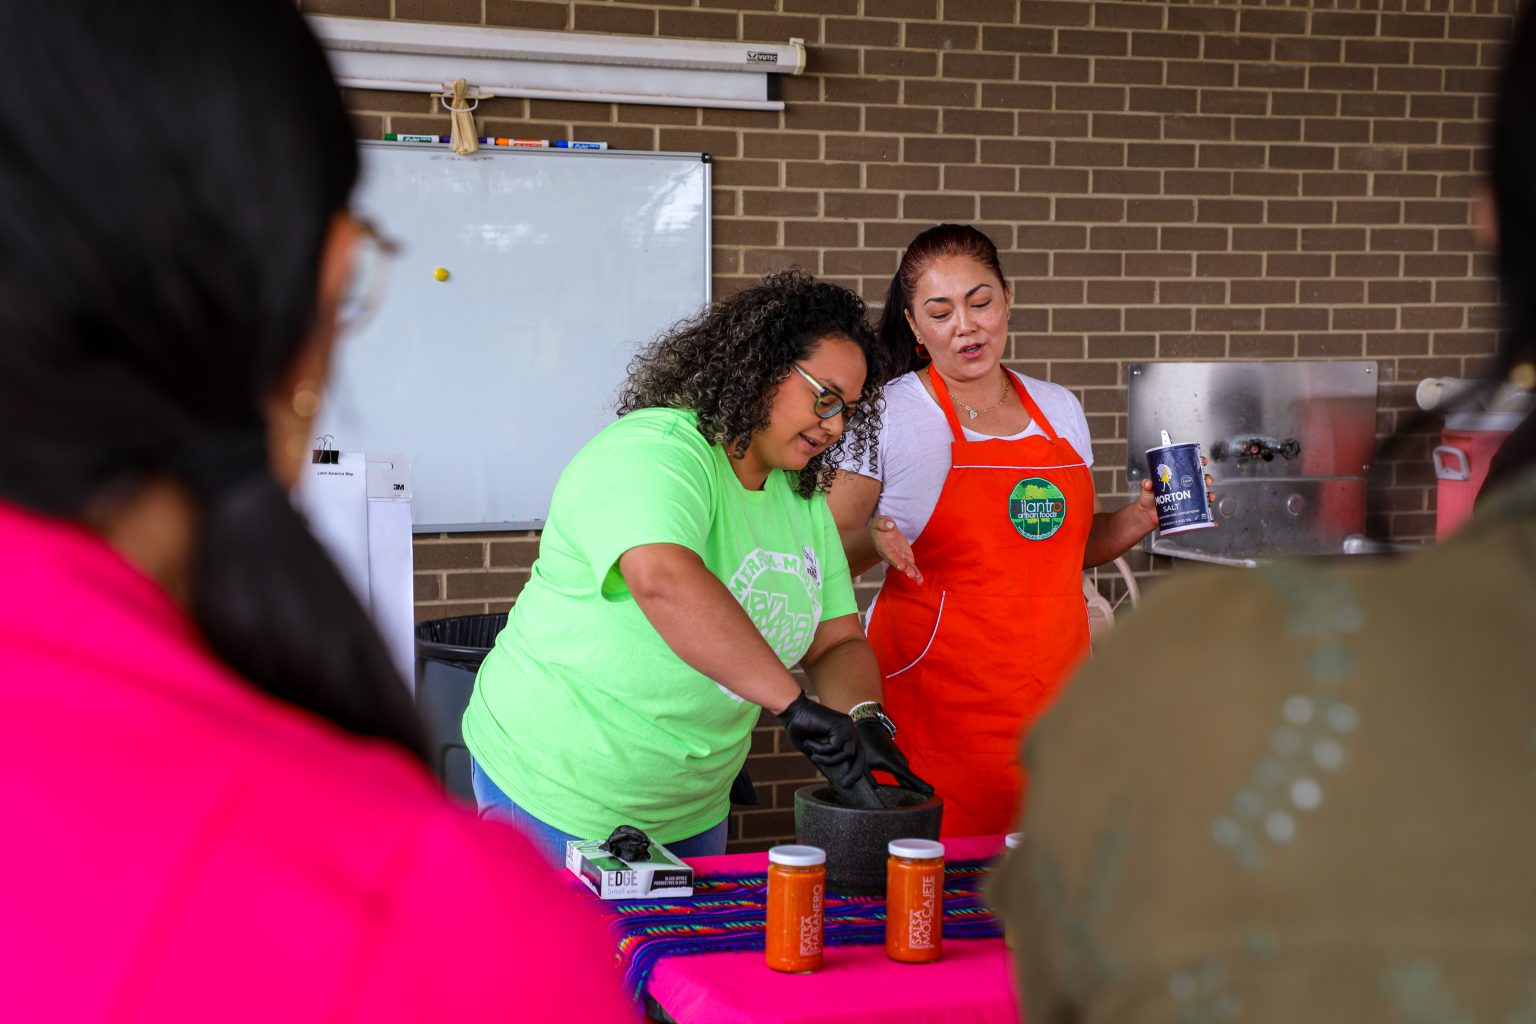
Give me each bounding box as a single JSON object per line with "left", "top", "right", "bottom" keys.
{"left": 1083, "top": 556, "right": 1140, "bottom": 648}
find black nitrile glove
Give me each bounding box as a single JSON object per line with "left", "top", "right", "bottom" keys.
{"left": 854, "top": 717, "right": 935, "bottom": 796}
{"left": 775, "top": 692, "right": 869, "bottom": 791}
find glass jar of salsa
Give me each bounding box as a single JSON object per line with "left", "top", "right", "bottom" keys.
{"left": 885, "top": 838, "right": 944, "bottom": 964}
{"left": 765, "top": 844, "right": 825, "bottom": 973}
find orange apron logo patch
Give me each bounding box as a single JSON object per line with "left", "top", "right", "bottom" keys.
{"left": 1007, "top": 477, "right": 1067, "bottom": 540}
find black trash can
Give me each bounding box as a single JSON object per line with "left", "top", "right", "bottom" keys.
{"left": 414, "top": 613, "right": 507, "bottom": 802}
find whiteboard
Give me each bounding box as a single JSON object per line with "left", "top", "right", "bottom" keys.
{"left": 316, "top": 141, "right": 712, "bottom": 531}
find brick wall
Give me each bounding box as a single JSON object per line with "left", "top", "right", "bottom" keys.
{"left": 305, "top": 0, "right": 1517, "bottom": 850}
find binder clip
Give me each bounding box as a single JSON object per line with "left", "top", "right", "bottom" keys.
{"left": 311, "top": 434, "right": 340, "bottom": 465}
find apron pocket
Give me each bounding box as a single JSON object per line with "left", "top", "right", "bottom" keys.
{"left": 881, "top": 588, "right": 947, "bottom": 681}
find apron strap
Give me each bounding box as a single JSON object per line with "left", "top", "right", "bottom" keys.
{"left": 926, "top": 367, "right": 1062, "bottom": 443}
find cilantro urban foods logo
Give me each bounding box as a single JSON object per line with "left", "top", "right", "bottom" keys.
{"left": 1008, "top": 477, "right": 1067, "bottom": 540}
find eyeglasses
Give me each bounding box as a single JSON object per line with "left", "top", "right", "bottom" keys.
{"left": 337, "top": 216, "right": 401, "bottom": 335}
{"left": 791, "top": 363, "right": 861, "bottom": 426}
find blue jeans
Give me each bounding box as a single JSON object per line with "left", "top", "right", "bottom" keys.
{"left": 470, "top": 758, "right": 729, "bottom": 868}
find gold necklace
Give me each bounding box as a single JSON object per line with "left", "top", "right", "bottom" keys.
{"left": 933, "top": 368, "right": 1010, "bottom": 421}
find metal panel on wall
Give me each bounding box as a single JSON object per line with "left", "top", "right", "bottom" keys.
{"left": 1126, "top": 361, "right": 1379, "bottom": 565}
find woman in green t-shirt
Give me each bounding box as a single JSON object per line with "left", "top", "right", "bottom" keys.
{"left": 463, "top": 270, "right": 930, "bottom": 864}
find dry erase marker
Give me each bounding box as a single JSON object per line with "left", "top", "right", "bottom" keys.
{"left": 384, "top": 133, "right": 492, "bottom": 144}
{"left": 554, "top": 140, "right": 608, "bottom": 151}
{"left": 495, "top": 138, "right": 550, "bottom": 148}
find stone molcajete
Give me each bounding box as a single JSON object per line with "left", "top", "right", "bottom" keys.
{"left": 793, "top": 784, "right": 943, "bottom": 897}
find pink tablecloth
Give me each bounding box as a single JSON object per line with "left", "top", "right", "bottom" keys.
{"left": 646, "top": 835, "right": 1022, "bottom": 1024}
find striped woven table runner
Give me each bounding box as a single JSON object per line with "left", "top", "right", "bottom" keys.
{"left": 595, "top": 858, "right": 1003, "bottom": 1000}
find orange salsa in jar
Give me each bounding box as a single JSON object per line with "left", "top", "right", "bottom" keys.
{"left": 885, "top": 838, "right": 944, "bottom": 964}
{"left": 765, "top": 845, "right": 825, "bottom": 973}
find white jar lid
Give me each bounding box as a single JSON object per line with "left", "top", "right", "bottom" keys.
{"left": 888, "top": 838, "right": 945, "bottom": 859}
{"left": 1004, "top": 832, "right": 1024, "bottom": 849}
{"left": 769, "top": 844, "right": 826, "bottom": 866}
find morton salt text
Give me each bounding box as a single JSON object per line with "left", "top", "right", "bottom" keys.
{"left": 1155, "top": 489, "right": 1194, "bottom": 506}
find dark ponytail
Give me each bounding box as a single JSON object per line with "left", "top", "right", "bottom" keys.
{"left": 876, "top": 224, "right": 1010, "bottom": 382}
{"left": 0, "top": 1, "right": 428, "bottom": 759}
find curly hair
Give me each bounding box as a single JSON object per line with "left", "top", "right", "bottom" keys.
{"left": 617, "top": 268, "right": 891, "bottom": 497}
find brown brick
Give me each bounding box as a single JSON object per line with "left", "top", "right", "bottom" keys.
{"left": 980, "top": 138, "right": 1053, "bottom": 166}
{"left": 302, "top": 0, "right": 388, "bottom": 14}
{"left": 485, "top": 1, "right": 568, "bottom": 29}
{"left": 1268, "top": 253, "right": 1335, "bottom": 277}
{"left": 715, "top": 219, "right": 779, "bottom": 246}
{"left": 1059, "top": 29, "right": 1130, "bottom": 57}
{"left": 1168, "top": 6, "right": 1235, "bottom": 33}
{"left": 899, "top": 137, "right": 968, "bottom": 168}
{"left": 1301, "top": 173, "right": 1370, "bottom": 197}
{"left": 654, "top": 9, "right": 737, "bottom": 38}
{"left": 1304, "top": 118, "right": 1372, "bottom": 145}
{"left": 1164, "top": 115, "right": 1236, "bottom": 142}
{"left": 1239, "top": 64, "right": 1306, "bottom": 91}
{"left": 1128, "top": 198, "right": 1195, "bottom": 222}
{"left": 1162, "top": 280, "right": 1229, "bottom": 304}
{"left": 1126, "top": 306, "right": 1193, "bottom": 331}
{"left": 445, "top": 571, "right": 529, "bottom": 600}
{"left": 826, "top": 17, "right": 900, "bottom": 47}
{"left": 1299, "top": 334, "right": 1366, "bottom": 358}
{"left": 1333, "top": 307, "right": 1398, "bottom": 330}
{"left": 982, "top": 82, "right": 1055, "bottom": 110}
{"left": 1370, "top": 227, "right": 1438, "bottom": 251}
{"left": 1310, "top": 66, "right": 1377, "bottom": 91}
{"left": 1269, "top": 145, "right": 1336, "bottom": 171}
{"left": 944, "top": 164, "right": 1017, "bottom": 192}
{"left": 943, "top": 108, "right": 1016, "bottom": 135}
{"left": 1449, "top": 14, "right": 1511, "bottom": 40}
{"left": 1276, "top": 38, "right": 1342, "bottom": 64}
{"left": 904, "top": 194, "right": 978, "bottom": 220}
{"left": 1265, "top": 307, "right": 1331, "bottom": 332}
{"left": 1334, "top": 253, "right": 1400, "bottom": 277}
{"left": 1232, "top": 228, "right": 1300, "bottom": 253}
{"left": 1198, "top": 144, "right": 1266, "bottom": 170}
{"left": 1313, "top": 12, "right": 1380, "bottom": 37}
{"left": 1160, "top": 334, "right": 1228, "bottom": 358}
{"left": 1197, "top": 198, "right": 1265, "bottom": 224}
{"left": 1057, "top": 196, "right": 1126, "bottom": 221}
{"left": 1345, "top": 39, "right": 1412, "bottom": 64}
{"left": 1092, "top": 113, "right": 1163, "bottom": 139}
{"left": 1092, "top": 169, "right": 1162, "bottom": 194}
{"left": 1055, "top": 252, "right": 1124, "bottom": 276}
{"left": 824, "top": 76, "right": 901, "bottom": 105}
{"left": 1020, "top": 166, "right": 1092, "bottom": 192}
{"left": 1229, "top": 334, "right": 1298, "bottom": 358}
{"left": 1236, "top": 118, "right": 1302, "bottom": 143}
{"left": 904, "top": 22, "right": 979, "bottom": 50}
{"left": 1057, "top": 140, "right": 1126, "bottom": 167}
{"left": 1165, "top": 170, "right": 1233, "bottom": 196}
{"left": 1024, "top": 224, "right": 1089, "bottom": 249}
{"left": 1057, "top": 85, "right": 1129, "bottom": 112}
{"left": 1129, "top": 251, "right": 1194, "bottom": 277}
{"left": 573, "top": 4, "right": 655, "bottom": 35}
{"left": 1199, "top": 89, "right": 1267, "bottom": 117}
{"left": 1087, "top": 280, "right": 1156, "bottom": 304}
{"left": 1336, "top": 199, "right": 1405, "bottom": 224}
{"left": 1232, "top": 171, "right": 1300, "bottom": 197}
{"left": 1095, "top": 58, "right": 1165, "bottom": 86}
{"left": 1131, "top": 31, "right": 1199, "bottom": 59}
{"left": 1381, "top": 13, "right": 1448, "bottom": 38}
{"left": 1182, "top": 256, "right": 1252, "bottom": 286}
{"left": 1381, "top": 72, "right": 1449, "bottom": 103}
{"left": 1090, "top": 225, "right": 1159, "bottom": 250}
{"left": 941, "top": 50, "right": 1019, "bottom": 80}
{"left": 983, "top": 25, "right": 1054, "bottom": 53}
{"left": 1197, "top": 307, "right": 1264, "bottom": 331}
{"left": 1231, "top": 280, "right": 1298, "bottom": 304}
{"left": 867, "top": 163, "right": 940, "bottom": 190}
{"left": 825, "top": 191, "right": 899, "bottom": 219}
{"left": 981, "top": 195, "right": 1052, "bottom": 220}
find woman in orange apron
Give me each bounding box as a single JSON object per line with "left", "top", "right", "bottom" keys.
{"left": 831, "top": 225, "right": 1177, "bottom": 837}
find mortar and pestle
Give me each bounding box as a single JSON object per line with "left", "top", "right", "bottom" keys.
{"left": 793, "top": 771, "right": 943, "bottom": 897}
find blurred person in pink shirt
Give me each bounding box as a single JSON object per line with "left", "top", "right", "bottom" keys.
{"left": 0, "top": 2, "right": 634, "bottom": 1020}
